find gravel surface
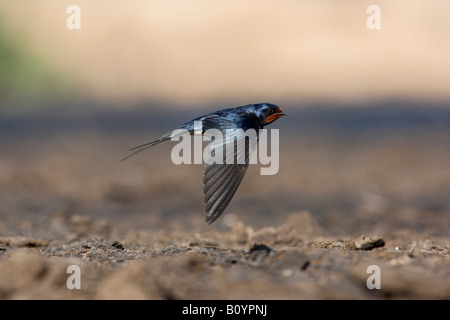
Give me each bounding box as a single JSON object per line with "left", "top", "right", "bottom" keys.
{"left": 1, "top": 109, "right": 449, "bottom": 299}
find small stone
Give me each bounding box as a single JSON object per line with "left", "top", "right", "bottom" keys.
{"left": 347, "top": 235, "right": 385, "bottom": 250}
{"left": 248, "top": 243, "right": 273, "bottom": 254}
{"left": 282, "top": 269, "right": 293, "bottom": 277}
{"left": 112, "top": 241, "right": 124, "bottom": 250}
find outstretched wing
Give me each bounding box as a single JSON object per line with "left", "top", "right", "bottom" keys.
{"left": 201, "top": 116, "right": 257, "bottom": 224}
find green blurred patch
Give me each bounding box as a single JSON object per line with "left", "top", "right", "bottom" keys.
{"left": 0, "top": 18, "right": 74, "bottom": 111}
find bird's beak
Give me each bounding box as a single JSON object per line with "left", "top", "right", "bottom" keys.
{"left": 277, "top": 107, "right": 287, "bottom": 116}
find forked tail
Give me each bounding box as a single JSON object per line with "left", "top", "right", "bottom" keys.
{"left": 121, "top": 131, "right": 174, "bottom": 161}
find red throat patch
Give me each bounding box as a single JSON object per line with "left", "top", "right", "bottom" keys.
{"left": 264, "top": 113, "right": 284, "bottom": 124}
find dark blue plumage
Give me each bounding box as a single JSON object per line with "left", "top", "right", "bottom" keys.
{"left": 123, "top": 103, "right": 286, "bottom": 224}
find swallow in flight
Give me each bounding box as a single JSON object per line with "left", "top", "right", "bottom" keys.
{"left": 123, "top": 103, "right": 286, "bottom": 224}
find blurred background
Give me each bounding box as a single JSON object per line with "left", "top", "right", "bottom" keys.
{"left": 0, "top": 0, "right": 449, "bottom": 238}
{"left": 2, "top": 0, "right": 450, "bottom": 108}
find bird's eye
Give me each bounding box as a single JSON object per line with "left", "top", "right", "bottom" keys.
{"left": 267, "top": 108, "right": 274, "bottom": 113}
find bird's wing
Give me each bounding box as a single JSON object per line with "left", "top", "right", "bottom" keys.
{"left": 201, "top": 116, "right": 256, "bottom": 224}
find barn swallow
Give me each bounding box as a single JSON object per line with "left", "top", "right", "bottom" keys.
{"left": 123, "top": 103, "right": 286, "bottom": 224}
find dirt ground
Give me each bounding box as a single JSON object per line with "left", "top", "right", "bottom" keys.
{"left": 0, "top": 107, "right": 449, "bottom": 299}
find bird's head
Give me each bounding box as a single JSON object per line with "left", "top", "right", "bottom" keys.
{"left": 252, "top": 103, "right": 287, "bottom": 126}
